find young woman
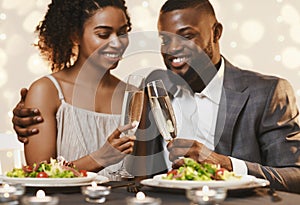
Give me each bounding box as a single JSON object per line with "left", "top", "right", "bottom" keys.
{"left": 23, "top": 0, "right": 136, "bottom": 177}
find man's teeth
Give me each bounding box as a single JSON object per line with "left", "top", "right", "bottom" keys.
{"left": 105, "top": 53, "right": 119, "bottom": 58}
{"left": 172, "top": 57, "right": 186, "bottom": 63}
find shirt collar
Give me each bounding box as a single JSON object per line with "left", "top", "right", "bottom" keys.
{"left": 196, "top": 58, "right": 224, "bottom": 104}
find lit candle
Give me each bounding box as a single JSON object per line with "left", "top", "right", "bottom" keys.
{"left": 192, "top": 186, "right": 217, "bottom": 205}
{"left": 126, "top": 191, "right": 161, "bottom": 205}
{"left": 86, "top": 181, "right": 110, "bottom": 198}
{"left": 87, "top": 181, "right": 99, "bottom": 191}
{"left": 21, "top": 190, "right": 59, "bottom": 205}
{"left": 0, "top": 184, "right": 17, "bottom": 194}
{"left": 81, "top": 181, "right": 110, "bottom": 203}
{"left": 187, "top": 186, "right": 227, "bottom": 205}
{"left": 202, "top": 186, "right": 215, "bottom": 201}
{"left": 0, "top": 184, "right": 18, "bottom": 203}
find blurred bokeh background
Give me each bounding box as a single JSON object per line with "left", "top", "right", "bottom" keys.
{"left": 0, "top": 0, "right": 300, "bottom": 134}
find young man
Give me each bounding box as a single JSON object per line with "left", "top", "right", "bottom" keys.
{"left": 12, "top": 0, "right": 300, "bottom": 193}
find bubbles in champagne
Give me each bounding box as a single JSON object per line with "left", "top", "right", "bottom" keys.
{"left": 121, "top": 90, "right": 144, "bottom": 135}
{"left": 149, "top": 95, "right": 177, "bottom": 141}
{"left": 129, "top": 91, "right": 144, "bottom": 122}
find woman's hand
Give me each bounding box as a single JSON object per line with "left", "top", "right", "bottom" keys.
{"left": 88, "top": 123, "right": 136, "bottom": 169}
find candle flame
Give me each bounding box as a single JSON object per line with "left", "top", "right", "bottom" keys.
{"left": 36, "top": 190, "right": 46, "bottom": 198}
{"left": 202, "top": 185, "right": 210, "bottom": 201}
{"left": 136, "top": 191, "right": 145, "bottom": 200}
{"left": 91, "top": 181, "right": 98, "bottom": 188}
{"left": 202, "top": 185, "right": 209, "bottom": 193}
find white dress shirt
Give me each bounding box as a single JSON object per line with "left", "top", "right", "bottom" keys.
{"left": 164, "top": 58, "right": 248, "bottom": 175}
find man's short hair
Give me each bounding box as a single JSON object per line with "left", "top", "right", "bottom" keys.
{"left": 160, "top": 0, "right": 216, "bottom": 17}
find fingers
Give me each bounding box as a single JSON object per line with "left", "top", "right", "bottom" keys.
{"left": 20, "top": 88, "right": 28, "bottom": 101}
{"left": 109, "top": 122, "right": 138, "bottom": 141}
{"left": 13, "top": 88, "right": 28, "bottom": 110}
{"left": 13, "top": 125, "right": 39, "bottom": 137}
{"left": 13, "top": 107, "right": 40, "bottom": 118}
{"left": 172, "top": 158, "right": 185, "bottom": 169}
{"left": 18, "top": 136, "right": 29, "bottom": 144}
{"left": 118, "top": 121, "right": 138, "bottom": 133}
{"left": 12, "top": 117, "right": 40, "bottom": 142}
{"left": 168, "top": 139, "right": 206, "bottom": 162}
{"left": 169, "top": 145, "right": 214, "bottom": 164}
{"left": 110, "top": 135, "right": 136, "bottom": 148}
{"left": 108, "top": 128, "right": 122, "bottom": 141}
{"left": 110, "top": 138, "right": 135, "bottom": 159}
{"left": 119, "top": 140, "right": 135, "bottom": 154}
{"left": 170, "top": 138, "right": 195, "bottom": 147}
{"left": 113, "top": 136, "right": 135, "bottom": 155}
{"left": 167, "top": 138, "right": 194, "bottom": 152}
{"left": 14, "top": 87, "right": 40, "bottom": 118}
{"left": 11, "top": 88, "right": 42, "bottom": 142}
{"left": 169, "top": 147, "right": 189, "bottom": 162}
{"left": 106, "top": 124, "right": 137, "bottom": 157}
{"left": 12, "top": 115, "right": 43, "bottom": 127}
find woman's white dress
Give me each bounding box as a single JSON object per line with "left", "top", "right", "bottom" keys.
{"left": 46, "top": 75, "right": 122, "bottom": 178}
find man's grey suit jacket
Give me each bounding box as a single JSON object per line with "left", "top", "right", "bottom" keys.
{"left": 214, "top": 58, "right": 300, "bottom": 193}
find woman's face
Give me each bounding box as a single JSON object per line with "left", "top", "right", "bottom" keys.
{"left": 78, "top": 6, "right": 129, "bottom": 70}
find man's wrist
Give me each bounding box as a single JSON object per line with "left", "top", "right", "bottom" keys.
{"left": 229, "top": 157, "right": 248, "bottom": 175}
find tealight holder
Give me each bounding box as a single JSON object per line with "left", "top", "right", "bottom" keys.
{"left": 21, "top": 189, "right": 59, "bottom": 205}
{"left": 186, "top": 186, "right": 227, "bottom": 205}
{"left": 81, "top": 181, "right": 111, "bottom": 203}
{"left": 126, "top": 191, "right": 161, "bottom": 205}
{"left": 0, "top": 183, "right": 25, "bottom": 203}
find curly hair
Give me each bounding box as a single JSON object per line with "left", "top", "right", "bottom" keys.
{"left": 35, "top": 0, "right": 132, "bottom": 72}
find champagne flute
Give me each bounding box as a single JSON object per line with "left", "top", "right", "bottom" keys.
{"left": 147, "top": 79, "right": 177, "bottom": 142}
{"left": 117, "top": 74, "right": 145, "bottom": 179}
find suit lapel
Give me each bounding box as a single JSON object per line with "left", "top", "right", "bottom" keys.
{"left": 214, "top": 59, "right": 249, "bottom": 155}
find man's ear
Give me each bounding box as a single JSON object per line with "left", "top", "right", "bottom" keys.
{"left": 213, "top": 22, "right": 223, "bottom": 43}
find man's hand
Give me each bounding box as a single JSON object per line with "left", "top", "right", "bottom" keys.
{"left": 12, "top": 88, "right": 43, "bottom": 143}
{"left": 167, "top": 138, "right": 233, "bottom": 171}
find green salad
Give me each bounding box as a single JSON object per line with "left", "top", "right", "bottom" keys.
{"left": 6, "top": 158, "right": 87, "bottom": 178}
{"left": 163, "top": 158, "right": 240, "bottom": 181}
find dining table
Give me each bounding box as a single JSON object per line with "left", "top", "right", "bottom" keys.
{"left": 17, "top": 180, "right": 300, "bottom": 205}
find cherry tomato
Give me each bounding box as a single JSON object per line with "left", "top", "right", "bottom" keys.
{"left": 80, "top": 170, "right": 88, "bottom": 177}
{"left": 22, "top": 165, "right": 33, "bottom": 173}
{"left": 167, "top": 169, "right": 178, "bottom": 176}
{"left": 37, "top": 172, "right": 48, "bottom": 178}
{"left": 216, "top": 168, "right": 226, "bottom": 176}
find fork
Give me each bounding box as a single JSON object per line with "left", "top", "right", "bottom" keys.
{"left": 127, "top": 183, "right": 142, "bottom": 193}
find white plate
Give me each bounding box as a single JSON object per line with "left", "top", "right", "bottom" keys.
{"left": 0, "top": 172, "right": 109, "bottom": 187}
{"left": 143, "top": 174, "right": 269, "bottom": 190}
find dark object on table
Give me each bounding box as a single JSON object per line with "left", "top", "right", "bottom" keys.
{"left": 268, "top": 188, "right": 282, "bottom": 202}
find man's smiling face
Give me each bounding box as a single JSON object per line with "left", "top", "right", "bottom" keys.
{"left": 158, "top": 7, "right": 221, "bottom": 76}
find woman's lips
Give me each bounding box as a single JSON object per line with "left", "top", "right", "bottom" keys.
{"left": 103, "top": 52, "right": 122, "bottom": 61}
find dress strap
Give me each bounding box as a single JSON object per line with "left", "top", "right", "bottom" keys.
{"left": 45, "top": 75, "right": 65, "bottom": 102}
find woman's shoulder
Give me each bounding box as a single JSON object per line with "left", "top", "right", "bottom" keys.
{"left": 28, "top": 75, "right": 57, "bottom": 93}
{"left": 26, "top": 75, "right": 61, "bottom": 106}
